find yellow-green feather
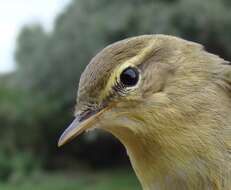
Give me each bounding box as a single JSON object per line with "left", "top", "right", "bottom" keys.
{"left": 76, "top": 34, "right": 231, "bottom": 190}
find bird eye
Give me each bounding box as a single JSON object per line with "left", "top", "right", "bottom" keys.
{"left": 120, "top": 67, "right": 139, "bottom": 87}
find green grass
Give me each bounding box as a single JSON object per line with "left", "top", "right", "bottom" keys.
{"left": 0, "top": 169, "right": 141, "bottom": 190}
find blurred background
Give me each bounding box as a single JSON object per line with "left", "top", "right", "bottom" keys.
{"left": 1, "top": 0, "right": 231, "bottom": 189}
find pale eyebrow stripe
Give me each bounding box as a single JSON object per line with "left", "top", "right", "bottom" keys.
{"left": 99, "top": 39, "right": 160, "bottom": 102}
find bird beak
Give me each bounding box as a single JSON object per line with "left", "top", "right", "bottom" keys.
{"left": 58, "top": 107, "right": 109, "bottom": 147}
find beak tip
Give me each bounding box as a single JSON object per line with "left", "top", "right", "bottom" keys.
{"left": 57, "top": 132, "right": 69, "bottom": 147}
{"left": 57, "top": 107, "right": 105, "bottom": 148}
{"left": 57, "top": 138, "right": 64, "bottom": 147}
{"left": 57, "top": 144, "right": 63, "bottom": 148}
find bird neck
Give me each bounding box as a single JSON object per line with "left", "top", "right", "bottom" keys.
{"left": 108, "top": 127, "right": 231, "bottom": 190}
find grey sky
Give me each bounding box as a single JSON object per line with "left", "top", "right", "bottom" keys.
{"left": 0, "top": 0, "right": 71, "bottom": 73}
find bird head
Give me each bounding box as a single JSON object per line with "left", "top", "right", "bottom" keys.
{"left": 58, "top": 35, "right": 231, "bottom": 189}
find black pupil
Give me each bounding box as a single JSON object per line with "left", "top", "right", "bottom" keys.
{"left": 120, "top": 67, "right": 139, "bottom": 86}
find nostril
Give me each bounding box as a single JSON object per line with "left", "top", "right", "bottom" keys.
{"left": 78, "top": 108, "right": 100, "bottom": 122}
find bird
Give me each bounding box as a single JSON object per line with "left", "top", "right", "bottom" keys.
{"left": 58, "top": 35, "right": 231, "bottom": 190}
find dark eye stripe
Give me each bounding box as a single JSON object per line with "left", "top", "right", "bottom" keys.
{"left": 106, "top": 67, "right": 139, "bottom": 101}
{"left": 112, "top": 80, "right": 127, "bottom": 95}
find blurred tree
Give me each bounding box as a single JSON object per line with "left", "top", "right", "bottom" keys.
{"left": 0, "top": 0, "right": 231, "bottom": 179}
{"left": 15, "top": 25, "right": 47, "bottom": 67}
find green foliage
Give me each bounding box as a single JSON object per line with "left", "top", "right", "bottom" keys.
{"left": 0, "top": 153, "right": 12, "bottom": 181}
{"left": 0, "top": 150, "right": 39, "bottom": 182}
{"left": 0, "top": 0, "right": 231, "bottom": 180}
{"left": 0, "top": 169, "right": 140, "bottom": 190}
